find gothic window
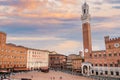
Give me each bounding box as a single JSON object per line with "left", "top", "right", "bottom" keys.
{"left": 109, "top": 54, "right": 112, "bottom": 57}
{"left": 95, "top": 64, "right": 97, "bottom": 66}
{"left": 99, "top": 64, "right": 102, "bottom": 66}
{"left": 96, "top": 72, "right": 98, "bottom": 75}
{"left": 116, "top": 72, "right": 119, "bottom": 76}
{"left": 92, "top": 70, "right": 94, "bottom": 74}
{"left": 104, "top": 64, "right": 107, "bottom": 67}
{"left": 84, "top": 9, "right": 86, "bottom": 14}
{"left": 99, "top": 54, "right": 102, "bottom": 57}
{"left": 100, "top": 72, "right": 103, "bottom": 75}
{"left": 103, "top": 54, "right": 106, "bottom": 57}
{"left": 110, "top": 64, "right": 113, "bottom": 67}
{"left": 94, "top": 54, "right": 97, "bottom": 57}
{"left": 117, "top": 60, "right": 120, "bottom": 64}
{"left": 105, "top": 71, "right": 108, "bottom": 75}
{"left": 111, "top": 71, "right": 114, "bottom": 75}
{"left": 114, "top": 53, "right": 117, "bottom": 56}
{"left": 90, "top": 54, "right": 92, "bottom": 57}
{"left": 115, "top": 64, "right": 118, "bottom": 67}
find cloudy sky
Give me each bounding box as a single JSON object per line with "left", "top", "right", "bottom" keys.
{"left": 0, "top": 0, "right": 120, "bottom": 55}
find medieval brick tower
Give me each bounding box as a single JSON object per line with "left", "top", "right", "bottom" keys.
{"left": 81, "top": 2, "right": 92, "bottom": 59}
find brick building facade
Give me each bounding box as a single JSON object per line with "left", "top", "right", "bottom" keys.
{"left": 65, "top": 54, "right": 83, "bottom": 73}
{"left": 66, "top": 54, "right": 77, "bottom": 71}
{"left": 72, "top": 55, "right": 83, "bottom": 73}
{"left": 0, "top": 32, "right": 27, "bottom": 72}
{"left": 0, "top": 32, "right": 50, "bottom": 73}
{"left": 49, "top": 54, "right": 66, "bottom": 70}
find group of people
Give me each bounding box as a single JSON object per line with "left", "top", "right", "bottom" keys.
{"left": 0, "top": 74, "right": 10, "bottom": 80}
{"left": 50, "top": 76, "right": 63, "bottom": 80}
{"left": 0, "top": 76, "right": 9, "bottom": 80}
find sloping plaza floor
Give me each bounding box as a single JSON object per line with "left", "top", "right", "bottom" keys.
{"left": 10, "top": 70, "right": 94, "bottom": 80}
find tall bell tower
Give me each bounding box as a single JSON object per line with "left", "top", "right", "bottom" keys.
{"left": 81, "top": 2, "right": 92, "bottom": 58}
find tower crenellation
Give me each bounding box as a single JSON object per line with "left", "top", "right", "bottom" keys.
{"left": 105, "top": 36, "right": 120, "bottom": 42}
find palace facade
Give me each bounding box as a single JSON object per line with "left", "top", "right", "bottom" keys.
{"left": 49, "top": 54, "right": 67, "bottom": 70}
{"left": 0, "top": 32, "right": 27, "bottom": 72}
{"left": 27, "top": 48, "right": 49, "bottom": 70}
{"left": 81, "top": 2, "right": 120, "bottom": 78}
{"left": 0, "top": 32, "right": 50, "bottom": 72}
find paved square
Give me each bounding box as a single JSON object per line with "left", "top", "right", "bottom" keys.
{"left": 10, "top": 70, "right": 94, "bottom": 80}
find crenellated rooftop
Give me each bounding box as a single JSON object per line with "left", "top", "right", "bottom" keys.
{"left": 105, "top": 36, "right": 120, "bottom": 42}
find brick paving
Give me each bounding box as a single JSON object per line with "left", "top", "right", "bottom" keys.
{"left": 10, "top": 70, "right": 94, "bottom": 80}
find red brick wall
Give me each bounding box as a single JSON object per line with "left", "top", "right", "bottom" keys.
{"left": 85, "top": 36, "right": 120, "bottom": 67}
{"left": 82, "top": 23, "right": 92, "bottom": 58}
{"left": 0, "top": 32, "right": 27, "bottom": 71}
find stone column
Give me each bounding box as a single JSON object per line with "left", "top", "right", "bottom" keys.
{"left": 103, "top": 71, "right": 105, "bottom": 75}
{"left": 82, "top": 65, "right": 83, "bottom": 75}
{"left": 87, "top": 65, "right": 89, "bottom": 76}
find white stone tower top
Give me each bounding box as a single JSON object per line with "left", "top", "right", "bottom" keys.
{"left": 81, "top": 2, "right": 90, "bottom": 24}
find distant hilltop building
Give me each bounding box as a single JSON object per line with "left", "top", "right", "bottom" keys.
{"left": 81, "top": 2, "right": 120, "bottom": 78}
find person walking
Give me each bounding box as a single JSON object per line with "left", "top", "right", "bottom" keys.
{"left": 60, "top": 76, "right": 62, "bottom": 80}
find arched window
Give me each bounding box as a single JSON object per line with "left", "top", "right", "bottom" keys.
{"left": 116, "top": 72, "right": 119, "bottom": 76}
{"left": 96, "top": 71, "right": 98, "bottom": 75}
{"left": 84, "top": 9, "right": 86, "bottom": 14}
{"left": 92, "top": 70, "right": 94, "bottom": 74}
{"left": 105, "top": 71, "right": 108, "bottom": 75}
{"left": 111, "top": 71, "right": 114, "bottom": 75}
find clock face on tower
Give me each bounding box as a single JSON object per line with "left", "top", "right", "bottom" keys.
{"left": 85, "top": 49, "right": 88, "bottom": 53}
{"left": 114, "top": 43, "right": 120, "bottom": 48}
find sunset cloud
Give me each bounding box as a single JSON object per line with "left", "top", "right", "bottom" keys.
{"left": 8, "top": 36, "right": 64, "bottom": 41}
{"left": 0, "top": 0, "right": 120, "bottom": 55}
{"left": 44, "top": 40, "right": 82, "bottom": 55}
